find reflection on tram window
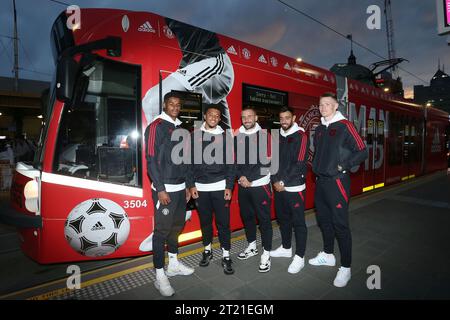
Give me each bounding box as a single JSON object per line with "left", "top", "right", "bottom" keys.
{"left": 172, "top": 90, "right": 202, "bottom": 131}
{"left": 242, "top": 84, "right": 287, "bottom": 130}
{"left": 388, "top": 112, "right": 403, "bottom": 166}
{"left": 244, "top": 105, "right": 282, "bottom": 130}
{"left": 52, "top": 58, "right": 141, "bottom": 187}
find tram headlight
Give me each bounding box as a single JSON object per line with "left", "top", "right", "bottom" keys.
{"left": 24, "top": 180, "right": 39, "bottom": 213}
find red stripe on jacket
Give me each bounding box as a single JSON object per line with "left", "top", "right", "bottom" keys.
{"left": 147, "top": 119, "right": 162, "bottom": 156}
{"left": 298, "top": 131, "right": 307, "bottom": 161}
{"left": 340, "top": 120, "right": 365, "bottom": 150}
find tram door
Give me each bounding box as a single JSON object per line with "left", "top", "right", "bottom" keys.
{"left": 402, "top": 116, "right": 412, "bottom": 180}
{"left": 373, "top": 116, "right": 386, "bottom": 188}
{"left": 364, "top": 110, "right": 386, "bottom": 192}
{"left": 407, "top": 117, "right": 423, "bottom": 178}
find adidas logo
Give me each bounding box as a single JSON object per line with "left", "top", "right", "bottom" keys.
{"left": 336, "top": 203, "right": 343, "bottom": 209}
{"left": 262, "top": 200, "right": 268, "bottom": 206}
{"left": 284, "top": 62, "right": 292, "bottom": 70}
{"left": 227, "top": 45, "right": 237, "bottom": 55}
{"left": 258, "top": 54, "right": 267, "bottom": 64}
{"left": 294, "top": 203, "right": 300, "bottom": 208}
{"left": 138, "top": 21, "right": 155, "bottom": 33}
{"left": 91, "top": 221, "right": 106, "bottom": 231}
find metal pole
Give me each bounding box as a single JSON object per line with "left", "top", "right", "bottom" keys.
{"left": 13, "top": 0, "right": 19, "bottom": 91}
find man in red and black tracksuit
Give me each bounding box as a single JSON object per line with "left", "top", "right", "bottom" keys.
{"left": 143, "top": 91, "right": 194, "bottom": 297}
{"left": 270, "top": 106, "right": 310, "bottom": 274}
{"left": 187, "top": 105, "right": 236, "bottom": 275}
{"left": 309, "top": 92, "right": 368, "bottom": 288}
{"left": 235, "top": 106, "right": 273, "bottom": 273}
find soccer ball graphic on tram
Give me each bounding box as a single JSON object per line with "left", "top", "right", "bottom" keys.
{"left": 64, "top": 198, "right": 130, "bottom": 257}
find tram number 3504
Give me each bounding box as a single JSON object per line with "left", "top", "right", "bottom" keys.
{"left": 123, "top": 200, "right": 148, "bottom": 209}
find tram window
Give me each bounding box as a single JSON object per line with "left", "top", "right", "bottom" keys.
{"left": 53, "top": 58, "right": 142, "bottom": 187}
{"left": 409, "top": 117, "right": 423, "bottom": 162}
{"left": 415, "top": 119, "right": 424, "bottom": 162}
{"left": 403, "top": 116, "right": 409, "bottom": 162}
{"left": 377, "top": 120, "right": 385, "bottom": 145}
{"left": 242, "top": 84, "right": 287, "bottom": 130}
{"left": 409, "top": 118, "right": 417, "bottom": 162}
{"left": 388, "top": 112, "right": 403, "bottom": 165}
{"left": 243, "top": 105, "right": 282, "bottom": 130}
{"left": 173, "top": 90, "right": 202, "bottom": 131}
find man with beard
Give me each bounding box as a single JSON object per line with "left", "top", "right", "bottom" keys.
{"left": 235, "top": 106, "right": 273, "bottom": 273}
{"left": 270, "top": 107, "right": 309, "bottom": 274}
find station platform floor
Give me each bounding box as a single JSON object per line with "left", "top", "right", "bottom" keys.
{"left": 1, "top": 171, "right": 449, "bottom": 300}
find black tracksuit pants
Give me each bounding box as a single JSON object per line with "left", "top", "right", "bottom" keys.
{"left": 196, "top": 190, "right": 231, "bottom": 251}
{"left": 274, "top": 189, "right": 307, "bottom": 257}
{"left": 314, "top": 174, "right": 352, "bottom": 268}
{"left": 151, "top": 189, "right": 186, "bottom": 269}
{"left": 238, "top": 184, "right": 273, "bottom": 251}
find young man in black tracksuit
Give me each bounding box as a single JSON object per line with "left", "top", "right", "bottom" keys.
{"left": 235, "top": 106, "right": 273, "bottom": 273}
{"left": 310, "top": 92, "right": 368, "bottom": 288}
{"left": 143, "top": 92, "right": 194, "bottom": 297}
{"left": 187, "top": 105, "right": 236, "bottom": 274}
{"left": 270, "top": 107, "right": 310, "bottom": 274}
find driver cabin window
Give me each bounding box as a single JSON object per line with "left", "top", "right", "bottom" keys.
{"left": 53, "top": 58, "right": 142, "bottom": 187}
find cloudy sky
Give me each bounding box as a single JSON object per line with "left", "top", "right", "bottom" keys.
{"left": 0, "top": 0, "right": 448, "bottom": 98}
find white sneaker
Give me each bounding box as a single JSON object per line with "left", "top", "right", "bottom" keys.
{"left": 288, "top": 255, "right": 305, "bottom": 274}
{"left": 333, "top": 267, "right": 351, "bottom": 287}
{"left": 269, "top": 245, "right": 292, "bottom": 258}
{"left": 308, "top": 251, "right": 336, "bottom": 266}
{"left": 154, "top": 274, "right": 175, "bottom": 297}
{"left": 258, "top": 254, "right": 271, "bottom": 273}
{"left": 166, "top": 260, "right": 195, "bottom": 277}
{"left": 237, "top": 245, "right": 259, "bottom": 260}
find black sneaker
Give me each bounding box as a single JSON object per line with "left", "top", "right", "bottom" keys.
{"left": 222, "top": 257, "right": 234, "bottom": 275}
{"left": 199, "top": 250, "right": 213, "bottom": 267}
{"left": 237, "top": 247, "right": 258, "bottom": 260}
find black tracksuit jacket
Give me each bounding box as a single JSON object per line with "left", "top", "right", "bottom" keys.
{"left": 312, "top": 119, "right": 368, "bottom": 178}
{"left": 187, "top": 129, "right": 235, "bottom": 190}
{"left": 235, "top": 129, "right": 271, "bottom": 183}
{"left": 144, "top": 118, "right": 187, "bottom": 192}
{"left": 271, "top": 128, "right": 309, "bottom": 187}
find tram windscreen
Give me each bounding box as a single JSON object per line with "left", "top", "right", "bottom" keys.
{"left": 52, "top": 58, "right": 142, "bottom": 187}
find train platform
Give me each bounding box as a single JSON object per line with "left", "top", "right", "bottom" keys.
{"left": 1, "top": 171, "right": 449, "bottom": 301}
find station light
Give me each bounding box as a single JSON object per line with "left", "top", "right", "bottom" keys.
{"left": 296, "top": 57, "right": 302, "bottom": 62}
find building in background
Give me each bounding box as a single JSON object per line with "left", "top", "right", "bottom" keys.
{"left": 414, "top": 66, "right": 450, "bottom": 114}
{"left": 0, "top": 76, "right": 49, "bottom": 141}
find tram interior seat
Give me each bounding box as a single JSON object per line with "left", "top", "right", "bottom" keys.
{"left": 97, "top": 146, "right": 133, "bottom": 183}
{"left": 75, "top": 144, "right": 96, "bottom": 167}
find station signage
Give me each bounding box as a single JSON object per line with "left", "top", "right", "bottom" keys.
{"left": 243, "top": 84, "right": 288, "bottom": 107}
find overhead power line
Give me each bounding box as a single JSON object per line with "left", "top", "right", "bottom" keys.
{"left": 47, "top": 0, "right": 71, "bottom": 6}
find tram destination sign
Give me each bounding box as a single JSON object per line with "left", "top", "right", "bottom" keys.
{"left": 243, "top": 84, "right": 288, "bottom": 107}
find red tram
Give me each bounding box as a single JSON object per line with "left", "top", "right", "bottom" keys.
{"left": 4, "top": 9, "right": 448, "bottom": 263}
